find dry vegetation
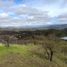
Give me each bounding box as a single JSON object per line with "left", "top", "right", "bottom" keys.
{"left": 0, "top": 30, "right": 66, "bottom": 67}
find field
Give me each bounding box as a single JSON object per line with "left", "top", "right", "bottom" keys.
{"left": 0, "top": 42, "right": 67, "bottom": 67}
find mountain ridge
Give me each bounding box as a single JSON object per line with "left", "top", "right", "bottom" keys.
{"left": 0, "top": 24, "right": 67, "bottom": 31}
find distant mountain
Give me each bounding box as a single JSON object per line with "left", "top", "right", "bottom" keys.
{"left": 0, "top": 24, "right": 67, "bottom": 31}
{"left": 31, "top": 24, "right": 67, "bottom": 30}
{"left": 46, "top": 24, "right": 67, "bottom": 29}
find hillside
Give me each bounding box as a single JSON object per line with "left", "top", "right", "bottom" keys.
{"left": 0, "top": 43, "right": 67, "bottom": 67}
{"left": 0, "top": 29, "right": 66, "bottom": 67}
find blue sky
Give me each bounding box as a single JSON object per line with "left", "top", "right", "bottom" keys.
{"left": 0, "top": 0, "right": 67, "bottom": 28}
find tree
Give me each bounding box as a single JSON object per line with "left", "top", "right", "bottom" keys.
{"left": 42, "top": 38, "right": 57, "bottom": 62}
{"left": 45, "top": 43, "right": 54, "bottom": 61}
{"left": 2, "top": 35, "right": 10, "bottom": 47}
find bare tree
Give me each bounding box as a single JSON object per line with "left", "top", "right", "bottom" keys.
{"left": 45, "top": 45, "right": 54, "bottom": 61}
{"left": 2, "top": 35, "right": 10, "bottom": 47}
{"left": 42, "top": 39, "right": 56, "bottom": 62}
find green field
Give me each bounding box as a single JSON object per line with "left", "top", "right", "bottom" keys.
{"left": 0, "top": 43, "right": 67, "bottom": 67}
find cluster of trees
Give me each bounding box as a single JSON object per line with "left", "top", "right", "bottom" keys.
{"left": 0, "top": 29, "right": 66, "bottom": 46}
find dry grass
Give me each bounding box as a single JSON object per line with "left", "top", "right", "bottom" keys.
{"left": 0, "top": 42, "right": 66, "bottom": 67}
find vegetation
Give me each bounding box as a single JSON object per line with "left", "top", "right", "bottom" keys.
{"left": 0, "top": 29, "right": 66, "bottom": 67}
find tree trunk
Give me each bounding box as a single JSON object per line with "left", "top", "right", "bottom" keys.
{"left": 6, "top": 40, "right": 9, "bottom": 47}
{"left": 49, "top": 49, "right": 53, "bottom": 61}
{"left": 46, "top": 48, "right": 53, "bottom": 62}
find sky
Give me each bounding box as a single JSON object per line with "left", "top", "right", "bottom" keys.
{"left": 0, "top": 0, "right": 67, "bottom": 28}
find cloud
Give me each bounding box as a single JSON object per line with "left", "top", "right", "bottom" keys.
{"left": 0, "top": 0, "right": 67, "bottom": 28}
{"left": 11, "top": 4, "right": 50, "bottom": 21}
{"left": 0, "top": 0, "right": 14, "bottom": 8}
{"left": 57, "top": 13, "right": 67, "bottom": 24}
{"left": 0, "top": 12, "right": 9, "bottom": 17}
{"left": 0, "top": 2, "right": 51, "bottom": 27}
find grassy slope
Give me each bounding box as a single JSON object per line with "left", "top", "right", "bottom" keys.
{"left": 0, "top": 43, "right": 66, "bottom": 67}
